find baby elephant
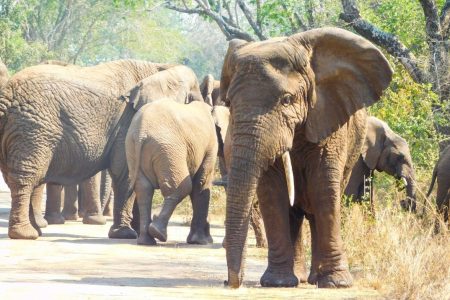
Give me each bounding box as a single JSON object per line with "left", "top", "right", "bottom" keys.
{"left": 126, "top": 100, "right": 225, "bottom": 245}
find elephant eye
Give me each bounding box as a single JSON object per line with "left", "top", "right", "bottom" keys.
{"left": 281, "top": 94, "right": 293, "bottom": 106}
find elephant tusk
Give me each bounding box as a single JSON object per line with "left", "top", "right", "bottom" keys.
{"left": 402, "top": 177, "right": 408, "bottom": 187}
{"left": 282, "top": 151, "right": 295, "bottom": 207}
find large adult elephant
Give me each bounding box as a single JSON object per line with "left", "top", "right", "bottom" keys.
{"left": 344, "top": 116, "right": 416, "bottom": 211}
{"left": 427, "top": 144, "right": 450, "bottom": 231}
{"left": 221, "top": 28, "right": 392, "bottom": 288}
{"left": 0, "top": 59, "right": 178, "bottom": 240}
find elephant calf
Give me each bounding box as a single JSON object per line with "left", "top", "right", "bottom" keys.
{"left": 427, "top": 144, "right": 450, "bottom": 231}
{"left": 126, "top": 100, "right": 226, "bottom": 245}
{"left": 344, "top": 116, "right": 416, "bottom": 212}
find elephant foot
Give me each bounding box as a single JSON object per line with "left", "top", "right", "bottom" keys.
{"left": 62, "top": 213, "right": 78, "bottom": 221}
{"left": 8, "top": 223, "right": 40, "bottom": 239}
{"left": 307, "top": 270, "right": 318, "bottom": 285}
{"left": 44, "top": 213, "right": 65, "bottom": 225}
{"left": 83, "top": 214, "right": 106, "bottom": 225}
{"left": 108, "top": 225, "right": 137, "bottom": 239}
{"left": 148, "top": 220, "right": 167, "bottom": 242}
{"left": 260, "top": 268, "right": 299, "bottom": 287}
{"left": 137, "top": 233, "right": 157, "bottom": 246}
{"left": 103, "top": 209, "right": 112, "bottom": 217}
{"left": 34, "top": 214, "right": 48, "bottom": 228}
{"left": 316, "top": 269, "right": 353, "bottom": 288}
{"left": 187, "top": 223, "right": 213, "bottom": 245}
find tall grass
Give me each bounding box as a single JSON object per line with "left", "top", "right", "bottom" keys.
{"left": 341, "top": 179, "right": 450, "bottom": 299}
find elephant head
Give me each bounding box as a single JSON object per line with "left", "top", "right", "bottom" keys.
{"left": 200, "top": 74, "right": 222, "bottom": 106}
{"left": 0, "top": 60, "right": 9, "bottom": 90}
{"left": 126, "top": 65, "right": 203, "bottom": 110}
{"left": 362, "top": 116, "right": 416, "bottom": 211}
{"left": 221, "top": 28, "right": 392, "bottom": 287}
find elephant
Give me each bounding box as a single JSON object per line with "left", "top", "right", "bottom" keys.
{"left": 0, "top": 59, "right": 183, "bottom": 240}
{"left": 126, "top": 100, "right": 228, "bottom": 245}
{"left": 200, "top": 74, "right": 223, "bottom": 106}
{"left": 0, "top": 60, "right": 9, "bottom": 89}
{"left": 125, "top": 65, "right": 203, "bottom": 110}
{"left": 427, "top": 144, "right": 450, "bottom": 231}
{"left": 344, "top": 116, "right": 416, "bottom": 212}
{"left": 220, "top": 27, "right": 392, "bottom": 288}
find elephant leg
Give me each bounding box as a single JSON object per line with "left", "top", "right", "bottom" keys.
{"left": 258, "top": 165, "right": 298, "bottom": 288}
{"left": 80, "top": 175, "right": 106, "bottom": 225}
{"left": 101, "top": 170, "right": 113, "bottom": 216}
{"left": 30, "top": 184, "right": 48, "bottom": 228}
{"left": 44, "top": 184, "right": 65, "bottom": 225}
{"left": 8, "top": 182, "right": 40, "bottom": 239}
{"left": 135, "top": 172, "right": 156, "bottom": 246}
{"left": 108, "top": 135, "right": 138, "bottom": 239}
{"left": 289, "top": 208, "right": 307, "bottom": 283}
{"left": 149, "top": 176, "right": 192, "bottom": 243}
{"left": 62, "top": 184, "right": 78, "bottom": 220}
{"left": 250, "top": 200, "right": 267, "bottom": 248}
{"left": 187, "top": 182, "right": 213, "bottom": 245}
{"left": 435, "top": 181, "right": 450, "bottom": 233}
{"left": 309, "top": 178, "right": 352, "bottom": 288}
{"left": 306, "top": 214, "right": 319, "bottom": 285}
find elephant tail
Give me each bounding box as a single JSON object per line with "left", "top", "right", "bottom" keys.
{"left": 127, "top": 135, "right": 143, "bottom": 188}
{"left": 426, "top": 165, "right": 438, "bottom": 197}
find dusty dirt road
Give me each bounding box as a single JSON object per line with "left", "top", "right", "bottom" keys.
{"left": 0, "top": 192, "right": 379, "bottom": 299}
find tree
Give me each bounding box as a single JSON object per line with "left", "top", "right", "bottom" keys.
{"left": 340, "top": 0, "right": 449, "bottom": 141}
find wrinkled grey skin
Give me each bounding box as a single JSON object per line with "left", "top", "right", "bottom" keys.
{"left": 200, "top": 74, "right": 223, "bottom": 106}
{"left": 427, "top": 144, "right": 450, "bottom": 232}
{"left": 221, "top": 28, "right": 392, "bottom": 288}
{"left": 126, "top": 100, "right": 224, "bottom": 246}
{"left": 0, "top": 59, "right": 176, "bottom": 240}
{"left": 344, "top": 116, "right": 416, "bottom": 212}
{"left": 125, "top": 65, "right": 203, "bottom": 110}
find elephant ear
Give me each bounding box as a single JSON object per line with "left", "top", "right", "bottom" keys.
{"left": 361, "top": 117, "right": 387, "bottom": 170}
{"left": 200, "top": 74, "right": 215, "bottom": 106}
{"left": 290, "top": 27, "right": 393, "bottom": 143}
{"left": 212, "top": 106, "right": 230, "bottom": 156}
{"left": 220, "top": 39, "right": 248, "bottom": 107}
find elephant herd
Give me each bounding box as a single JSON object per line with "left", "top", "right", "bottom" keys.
{"left": 0, "top": 27, "right": 448, "bottom": 289}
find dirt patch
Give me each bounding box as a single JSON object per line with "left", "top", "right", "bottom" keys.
{"left": 0, "top": 192, "right": 379, "bottom": 299}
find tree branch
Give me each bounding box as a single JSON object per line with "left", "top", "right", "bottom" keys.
{"left": 236, "top": 0, "right": 267, "bottom": 40}
{"left": 340, "top": 0, "right": 426, "bottom": 83}
{"left": 165, "top": 0, "right": 255, "bottom": 41}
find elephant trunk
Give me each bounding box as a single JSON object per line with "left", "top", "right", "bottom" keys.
{"left": 226, "top": 139, "right": 263, "bottom": 288}
{"left": 404, "top": 175, "right": 417, "bottom": 212}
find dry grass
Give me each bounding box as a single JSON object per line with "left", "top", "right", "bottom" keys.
{"left": 341, "top": 178, "right": 450, "bottom": 300}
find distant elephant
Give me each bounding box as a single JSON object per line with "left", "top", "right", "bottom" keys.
{"left": 344, "top": 116, "right": 416, "bottom": 211}
{"left": 427, "top": 144, "right": 450, "bottom": 231}
{"left": 125, "top": 65, "right": 203, "bottom": 110}
{"left": 126, "top": 100, "right": 228, "bottom": 245}
{"left": 43, "top": 170, "right": 113, "bottom": 225}
{"left": 0, "top": 59, "right": 184, "bottom": 240}
{"left": 0, "top": 60, "right": 8, "bottom": 89}
{"left": 220, "top": 28, "right": 392, "bottom": 288}
{"left": 200, "top": 74, "right": 223, "bottom": 106}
